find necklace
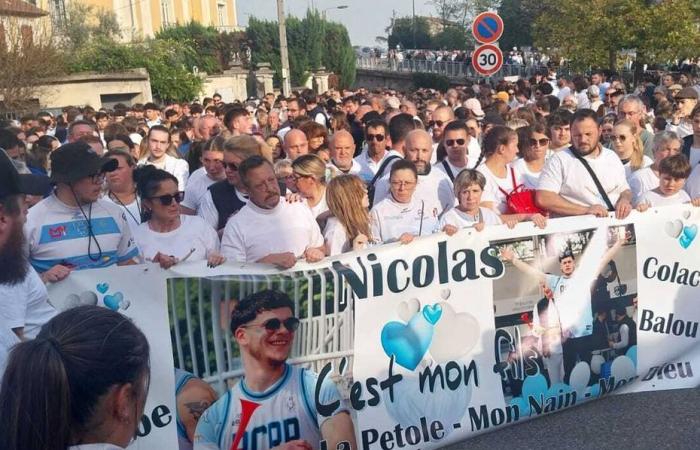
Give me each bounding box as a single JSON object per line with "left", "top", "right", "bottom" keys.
{"left": 109, "top": 190, "right": 141, "bottom": 225}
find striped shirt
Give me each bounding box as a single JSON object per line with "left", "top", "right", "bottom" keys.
{"left": 26, "top": 194, "right": 139, "bottom": 272}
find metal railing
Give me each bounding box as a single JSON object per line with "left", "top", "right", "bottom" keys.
{"left": 167, "top": 270, "right": 354, "bottom": 394}
{"left": 356, "top": 56, "right": 550, "bottom": 79}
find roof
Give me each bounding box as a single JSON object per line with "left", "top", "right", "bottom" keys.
{"left": 0, "top": 0, "right": 48, "bottom": 18}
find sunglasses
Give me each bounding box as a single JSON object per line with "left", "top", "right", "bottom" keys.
{"left": 244, "top": 317, "right": 300, "bottom": 332}
{"left": 223, "top": 162, "right": 239, "bottom": 171}
{"left": 429, "top": 120, "right": 446, "bottom": 128}
{"left": 445, "top": 138, "right": 466, "bottom": 147}
{"left": 611, "top": 135, "right": 627, "bottom": 142}
{"left": 149, "top": 191, "right": 185, "bottom": 205}
{"left": 529, "top": 138, "right": 550, "bottom": 147}
{"left": 366, "top": 134, "right": 385, "bottom": 142}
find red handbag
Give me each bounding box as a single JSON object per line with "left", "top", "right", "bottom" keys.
{"left": 498, "top": 167, "right": 546, "bottom": 215}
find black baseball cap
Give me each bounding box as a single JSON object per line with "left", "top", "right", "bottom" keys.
{"left": 0, "top": 150, "right": 51, "bottom": 198}
{"left": 50, "top": 141, "right": 118, "bottom": 184}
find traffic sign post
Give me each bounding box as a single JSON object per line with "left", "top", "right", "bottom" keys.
{"left": 471, "top": 11, "right": 504, "bottom": 44}
{"left": 472, "top": 44, "right": 503, "bottom": 76}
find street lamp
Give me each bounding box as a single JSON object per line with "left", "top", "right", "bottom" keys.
{"left": 323, "top": 5, "right": 348, "bottom": 20}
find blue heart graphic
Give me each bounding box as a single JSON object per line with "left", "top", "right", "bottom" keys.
{"left": 422, "top": 304, "right": 443, "bottom": 325}
{"left": 96, "top": 283, "right": 109, "bottom": 294}
{"left": 381, "top": 314, "right": 434, "bottom": 370}
{"left": 682, "top": 224, "right": 697, "bottom": 241}
{"left": 679, "top": 235, "right": 693, "bottom": 249}
{"left": 104, "top": 292, "right": 124, "bottom": 311}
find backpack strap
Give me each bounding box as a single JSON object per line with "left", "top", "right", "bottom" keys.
{"left": 441, "top": 160, "right": 455, "bottom": 182}
{"left": 370, "top": 155, "right": 401, "bottom": 187}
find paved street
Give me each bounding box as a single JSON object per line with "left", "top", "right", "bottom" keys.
{"left": 446, "top": 389, "right": 700, "bottom": 450}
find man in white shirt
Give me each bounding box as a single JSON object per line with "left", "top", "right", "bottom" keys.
{"left": 181, "top": 141, "right": 226, "bottom": 215}
{"left": 354, "top": 120, "right": 400, "bottom": 183}
{"left": 220, "top": 156, "right": 325, "bottom": 269}
{"left": 437, "top": 121, "right": 474, "bottom": 183}
{"left": 373, "top": 129, "right": 455, "bottom": 215}
{"left": 144, "top": 102, "right": 162, "bottom": 128}
{"left": 139, "top": 125, "right": 189, "bottom": 190}
{"left": 0, "top": 151, "right": 56, "bottom": 341}
{"left": 537, "top": 109, "right": 633, "bottom": 219}
{"left": 546, "top": 110, "right": 573, "bottom": 152}
{"left": 328, "top": 130, "right": 361, "bottom": 175}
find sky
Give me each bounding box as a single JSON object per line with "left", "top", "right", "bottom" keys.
{"left": 236, "top": 0, "right": 437, "bottom": 47}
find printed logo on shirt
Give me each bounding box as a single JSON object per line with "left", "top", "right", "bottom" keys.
{"left": 48, "top": 225, "right": 66, "bottom": 239}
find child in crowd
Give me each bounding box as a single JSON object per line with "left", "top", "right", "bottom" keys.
{"left": 636, "top": 154, "right": 693, "bottom": 208}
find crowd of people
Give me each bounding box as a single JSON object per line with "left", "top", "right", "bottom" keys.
{"left": 1, "top": 65, "right": 700, "bottom": 448}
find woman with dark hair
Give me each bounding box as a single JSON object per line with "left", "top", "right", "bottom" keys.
{"left": 134, "top": 166, "right": 224, "bottom": 269}
{"left": 104, "top": 148, "right": 141, "bottom": 235}
{"left": 0, "top": 305, "right": 150, "bottom": 450}
{"left": 513, "top": 122, "right": 552, "bottom": 189}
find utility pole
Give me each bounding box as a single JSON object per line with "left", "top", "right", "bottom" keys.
{"left": 276, "top": 0, "right": 292, "bottom": 96}
{"left": 412, "top": 0, "right": 416, "bottom": 49}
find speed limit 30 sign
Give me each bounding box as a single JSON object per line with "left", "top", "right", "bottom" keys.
{"left": 472, "top": 44, "right": 503, "bottom": 76}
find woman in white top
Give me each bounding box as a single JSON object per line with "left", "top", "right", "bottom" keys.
{"left": 291, "top": 154, "right": 329, "bottom": 219}
{"left": 0, "top": 306, "right": 150, "bottom": 450}
{"left": 513, "top": 123, "right": 552, "bottom": 189}
{"left": 630, "top": 130, "right": 682, "bottom": 205}
{"left": 475, "top": 125, "right": 547, "bottom": 227}
{"left": 104, "top": 149, "right": 141, "bottom": 236}
{"left": 370, "top": 160, "right": 440, "bottom": 244}
{"left": 440, "top": 169, "right": 504, "bottom": 234}
{"left": 611, "top": 119, "right": 653, "bottom": 181}
{"left": 324, "top": 174, "right": 375, "bottom": 256}
{"left": 134, "top": 166, "right": 224, "bottom": 269}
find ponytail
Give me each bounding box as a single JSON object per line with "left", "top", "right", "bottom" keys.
{"left": 0, "top": 306, "right": 150, "bottom": 450}
{"left": 480, "top": 125, "right": 517, "bottom": 166}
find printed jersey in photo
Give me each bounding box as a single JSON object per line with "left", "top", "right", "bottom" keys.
{"left": 194, "top": 364, "right": 347, "bottom": 450}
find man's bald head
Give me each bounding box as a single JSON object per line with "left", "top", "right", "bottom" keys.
{"left": 329, "top": 130, "right": 355, "bottom": 170}
{"left": 405, "top": 129, "right": 433, "bottom": 175}
{"left": 329, "top": 130, "right": 354, "bottom": 150}
{"left": 284, "top": 129, "right": 309, "bottom": 161}
{"left": 198, "top": 115, "right": 220, "bottom": 140}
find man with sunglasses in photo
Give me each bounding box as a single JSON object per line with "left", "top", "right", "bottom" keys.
{"left": 437, "top": 121, "right": 476, "bottom": 185}
{"left": 195, "top": 289, "right": 356, "bottom": 450}
{"left": 354, "top": 120, "right": 401, "bottom": 184}
{"left": 25, "top": 142, "right": 139, "bottom": 283}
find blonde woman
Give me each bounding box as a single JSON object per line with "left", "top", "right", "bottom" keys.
{"left": 611, "top": 119, "right": 652, "bottom": 180}
{"left": 291, "top": 154, "right": 329, "bottom": 219}
{"left": 324, "top": 175, "right": 374, "bottom": 255}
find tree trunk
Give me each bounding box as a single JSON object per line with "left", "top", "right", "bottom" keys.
{"left": 608, "top": 49, "right": 616, "bottom": 71}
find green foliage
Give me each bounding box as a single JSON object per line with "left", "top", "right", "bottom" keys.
{"left": 156, "top": 21, "right": 220, "bottom": 74}
{"left": 432, "top": 26, "right": 471, "bottom": 51}
{"left": 412, "top": 73, "right": 451, "bottom": 91}
{"left": 68, "top": 37, "right": 203, "bottom": 103}
{"left": 388, "top": 17, "right": 433, "bottom": 49}
{"left": 498, "top": 0, "right": 535, "bottom": 51}
{"left": 246, "top": 12, "right": 356, "bottom": 89}
{"left": 61, "top": 3, "right": 121, "bottom": 51}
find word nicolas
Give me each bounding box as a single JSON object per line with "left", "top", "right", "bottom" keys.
{"left": 332, "top": 241, "right": 504, "bottom": 300}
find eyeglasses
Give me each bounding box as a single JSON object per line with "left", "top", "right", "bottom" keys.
{"left": 445, "top": 138, "right": 466, "bottom": 147}
{"left": 390, "top": 180, "right": 416, "bottom": 188}
{"left": 366, "top": 134, "right": 385, "bottom": 142}
{"left": 243, "top": 317, "right": 300, "bottom": 332}
{"left": 149, "top": 191, "right": 185, "bottom": 205}
{"left": 529, "top": 138, "right": 550, "bottom": 147}
{"left": 611, "top": 135, "right": 627, "bottom": 142}
{"left": 223, "top": 162, "right": 239, "bottom": 171}
{"left": 429, "top": 120, "right": 446, "bottom": 128}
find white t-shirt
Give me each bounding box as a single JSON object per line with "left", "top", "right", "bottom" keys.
{"left": 182, "top": 167, "right": 218, "bottom": 213}
{"left": 686, "top": 164, "right": 700, "bottom": 199}
{"left": 623, "top": 155, "right": 653, "bottom": 181}
{"left": 220, "top": 200, "right": 324, "bottom": 263}
{"left": 0, "top": 326, "right": 19, "bottom": 382}
{"left": 373, "top": 167, "right": 455, "bottom": 216}
{"left": 354, "top": 149, "right": 401, "bottom": 184}
{"left": 0, "top": 267, "right": 57, "bottom": 339}
{"left": 467, "top": 138, "right": 481, "bottom": 161}
{"left": 545, "top": 274, "right": 592, "bottom": 338}
{"left": 327, "top": 159, "right": 362, "bottom": 178}
{"left": 139, "top": 154, "right": 190, "bottom": 191}
{"left": 511, "top": 156, "right": 552, "bottom": 190}
{"left": 477, "top": 163, "right": 527, "bottom": 214}
{"left": 436, "top": 159, "right": 474, "bottom": 183}
{"left": 637, "top": 188, "right": 690, "bottom": 207}
{"left": 629, "top": 166, "right": 659, "bottom": 205}
{"left": 26, "top": 194, "right": 139, "bottom": 272}
{"left": 307, "top": 190, "right": 329, "bottom": 219}
{"left": 135, "top": 215, "right": 219, "bottom": 262}
{"left": 690, "top": 146, "right": 700, "bottom": 168}
{"left": 438, "top": 206, "right": 502, "bottom": 230}
{"left": 103, "top": 193, "right": 142, "bottom": 238}
{"left": 197, "top": 187, "right": 248, "bottom": 230}
{"left": 324, "top": 217, "right": 354, "bottom": 256}
{"left": 537, "top": 147, "right": 630, "bottom": 210}
{"left": 370, "top": 195, "right": 440, "bottom": 243}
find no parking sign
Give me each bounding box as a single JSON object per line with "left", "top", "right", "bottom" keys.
{"left": 471, "top": 11, "right": 504, "bottom": 44}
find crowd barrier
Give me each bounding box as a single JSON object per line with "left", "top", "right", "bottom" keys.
{"left": 47, "top": 205, "right": 700, "bottom": 449}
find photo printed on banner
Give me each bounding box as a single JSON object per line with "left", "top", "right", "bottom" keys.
{"left": 490, "top": 224, "right": 639, "bottom": 416}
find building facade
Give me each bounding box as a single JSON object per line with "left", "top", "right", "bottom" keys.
{"left": 38, "top": 0, "right": 239, "bottom": 40}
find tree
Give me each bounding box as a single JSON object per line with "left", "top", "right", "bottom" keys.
{"left": 433, "top": 26, "right": 471, "bottom": 50}
{"left": 388, "top": 16, "right": 432, "bottom": 49}
{"left": 532, "top": 0, "right": 700, "bottom": 70}
{"left": 0, "top": 18, "right": 65, "bottom": 112}
{"left": 60, "top": 3, "right": 121, "bottom": 51}
{"left": 498, "top": 0, "right": 536, "bottom": 51}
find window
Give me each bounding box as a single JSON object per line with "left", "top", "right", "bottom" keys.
{"left": 217, "top": 3, "right": 226, "bottom": 27}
